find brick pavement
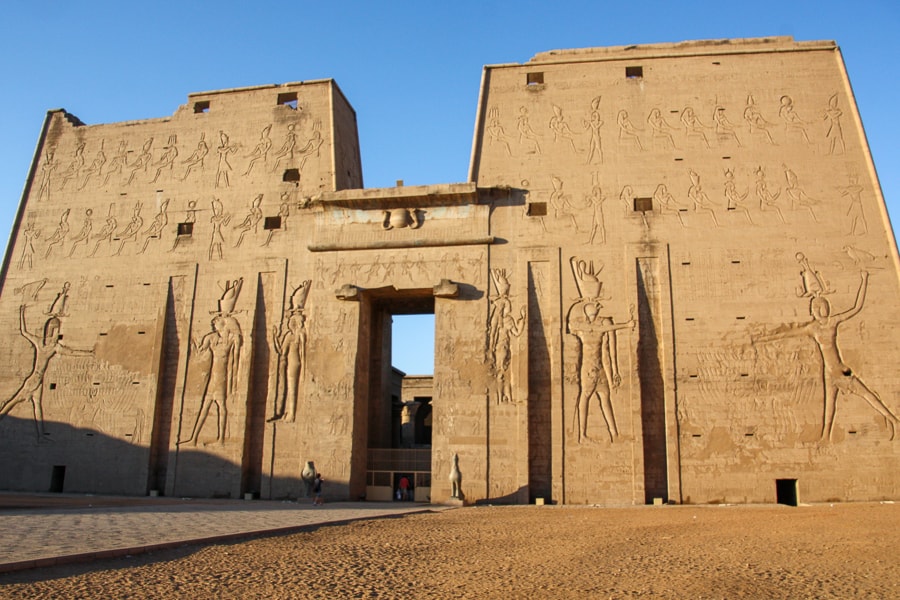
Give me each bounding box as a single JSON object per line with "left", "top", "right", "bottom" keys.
{"left": 0, "top": 493, "right": 447, "bottom": 573}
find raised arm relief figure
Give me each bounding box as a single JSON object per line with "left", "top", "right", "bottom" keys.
{"left": 753, "top": 270, "right": 898, "bottom": 440}
{"left": 0, "top": 300, "right": 93, "bottom": 439}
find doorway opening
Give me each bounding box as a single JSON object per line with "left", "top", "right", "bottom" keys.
{"left": 776, "top": 478, "right": 798, "bottom": 506}
{"left": 363, "top": 290, "right": 434, "bottom": 501}
{"left": 50, "top": 465, "right": 66, "bottom": 493}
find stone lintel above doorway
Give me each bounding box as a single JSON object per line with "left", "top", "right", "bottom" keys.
{"left": 335, "top": 282, "right": 459, "bottom": 302}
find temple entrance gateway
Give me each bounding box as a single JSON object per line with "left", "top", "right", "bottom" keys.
{"left": 1, "top": 39, "right": 898, "bottom": 505}
{"left": 360, "top": 289, "right": 434, "bottom": 501}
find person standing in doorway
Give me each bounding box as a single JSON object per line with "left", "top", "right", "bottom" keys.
{"left": 399, "top": 475, "right": 410, "bottom": 501}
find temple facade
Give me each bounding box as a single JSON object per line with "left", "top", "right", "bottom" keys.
{"left": 1, "top": 36, "right": 898, "bottom": 505}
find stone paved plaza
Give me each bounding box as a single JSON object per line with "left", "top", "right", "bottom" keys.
{"left": 0, "top": 493, "right": 442, "bottom": 573}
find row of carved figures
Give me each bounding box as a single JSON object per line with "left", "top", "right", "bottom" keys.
{"left": 17, "top": 192, "right": 314, "bottom": 269}
{"left": 1, "top": 255, "right": 897, "bottom": 448}
{"left": 35, "top": 120, "right": 324, "bottom": 200}
{"left": 488, "top": 93, "right": 848, "bottom": 161}
{"left": 538, "top": 168, "right": 868, "bottom": 243}
{"left": 487, "top": 253, "right": 898, "bottom": 445}
{"left": 0, "top": 275, "right": 313, "bottom": 445}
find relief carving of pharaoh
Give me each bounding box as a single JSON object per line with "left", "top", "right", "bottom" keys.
{"left": 566, "top": 258, "right": 634, "bottom": 443}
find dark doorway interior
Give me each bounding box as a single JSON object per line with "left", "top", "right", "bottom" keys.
{"left": 50, "top": 465, "right": 66, "bottom": 493}
{"left": 776, "top": 478, "right": 798, "bottom": 506}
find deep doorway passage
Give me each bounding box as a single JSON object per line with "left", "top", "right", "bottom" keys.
{"left": 363, "top": 294, "right": 434, "bottom": 502}
{"left": 388, "top": 312, "right": 434, "bottom": 450}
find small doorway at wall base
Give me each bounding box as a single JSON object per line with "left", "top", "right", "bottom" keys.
{"left": 50, "top": 465, "right": 66, "bottom": 493}
{"left": 775, "top": 478, "right": 798, "bottom": 506}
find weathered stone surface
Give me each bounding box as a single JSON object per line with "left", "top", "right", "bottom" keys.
{"left": 0, "top": 37, "right": 897, "bottom": 505}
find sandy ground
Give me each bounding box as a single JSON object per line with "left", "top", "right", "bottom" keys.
{"left": 0, "top": 502, "right": 897, "bottom": 599}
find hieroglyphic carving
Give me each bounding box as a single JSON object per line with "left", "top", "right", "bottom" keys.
{"left": 823, "top": 93, "right": 845, "bottom": 155}
{"left": 233, "top": 194, "right": 263, "bottom": 247}
{"left": 78, "top": 143, "right": 106, "bottom": 190}
{"left": 549, "top": 176, "right": 577, "bottom": 229}
{"left": 328, "top": 408, "right": 348, "bottom": 436}
{"left": 215, "top": 131, "right": 239, "bottom": 188}
{"left": 616, "top": 110, "right": 643, "bottom": 150}
{"left": 271, "top": 124, "right": 297, "bottom": 173}
{"left": 74, "top": 367, "right": 146, "bottom": 445}
{"left": 515, "top": 107, "right": 541, "bottom": 154}
{"left": 18, "top": 217, "right": 40, "bottom": 270}
{"left": 43, "top": 209, "right": 70, "bottom": 259}
{"left": 270, "top": 281, "right": 310, "bottom": 422}
{"left": 243, "top": 125, "right": 272, "bottom": 175}
{"left": 842, "top": 245, "right": 881, "bottom": 269}
{"left": 743, "top": 95, "right": 775, "bottom": 144}
{"left": 583, "top": 97, "right": 604, "bottom": 163}
{"left": 180, "top": 278, "right": 243, "bottom": 446}
{"left": 566, "top": 257, "right": 634, "bottom": 443}
{"left": 0, "top": 284, "right": 94, "bottom": 439}
{"left": 713, "top": 105, "right": 742, "bottom": 146}
{"left": 653, "top": 184, "right": 686, "bottom": 226}
{"left": 67, "top": 209, "right": 93, "bottom": 257}
{"left": 752, "top": 267, "right": 898, "bottom": 440}
{"left": 549, "top": 105, "right": 577, "bottom": 152}
{"left": 89, "top": 204, "right": 117, "bottom": 257}
{"left": 139, "top": 199, "right": 170, "bottom": 254}
{"left": 795, "top": 252, "right": 830, "bottom": 298}
{"left": 755, "top": 167, "right": 785, "bottom": 223}
{"left": 486, "top": 107, "right": 512, "bottom": 156}
{"left": 113, "top": 202, "right": 143, "bottom": 256}
{"left": 57, "top": 143, "right": 85, "bottom": 190}
{"left": 723, "top": 169, "right": 753, "bottom": 224}
{"left": 13, "top": 279, "right": 47, "bottom": 301}
{"left": 46, "top": 281, "right": 70, "bottom": 317}
{"left": 180, "top": 133, "right": 209, "bottom": 181}
{"left": 681, "top": 107, "right": 711, "bottom": 148}
{"left": 647, "top": 108, "right": 676, "bottom": 149}
{"left": 297, "top": 120, "right": 324, "bottom": 172}
{"left": 687, "top": 170, "right": 719, "bottom": 227}
{"left": 208, "top": 199, "right": 231, "bottom": 260}
{"left": 126, "top": 138, "right": 153, "bottom": 185}
{"left": 37, "top": 148, "right": 57, "bottom": 201}
{"left": 487, "top": 269, "right": 525, "bottom": 404}
{"left": 842, "top": 175, "right": 868, "bottom": 235}
{"left": 782, "top": 165, "right": 818, "bottom": 222}
{"left": 103, "top": 141, "right": 128, "bottom": 186}
{"left": 585, "top": 176, "right": 606, "bottom": 244}
{"left": 778, "top": 95, "right": 810, "bottom": 144}
{"left": 150, "top": 135, "right": 178, "bottom": 183}
{"left": 622, "top": 183, "right": 651, "bottom": 228}
{"left": 262, "top": 194, "right": 289, "bottom": 247}
{"left": 325, "top": 448, "right": 348, "bottom": 479}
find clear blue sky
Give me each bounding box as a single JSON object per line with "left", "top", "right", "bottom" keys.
{"left": 1, "top": 0, "right": 897, "bottom": 374}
